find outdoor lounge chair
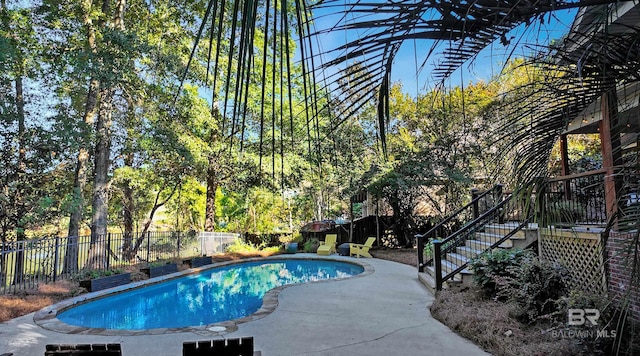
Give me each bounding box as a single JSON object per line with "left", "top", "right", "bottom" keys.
{"left": 183, "top": 337, "right": 259, "bottom": 356}
{"left": 316, "top": 234, "right": 337, "bottom": 255}
{"left": 44, "top": 344, "right": 122, "bottom": 355}
{"left": 350, "top": 237, "right": 376, "bottom": 258}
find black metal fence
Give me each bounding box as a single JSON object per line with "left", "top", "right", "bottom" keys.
{"left": 0, "top": 231, "right": 239, "bottom": 294}
{"left": 543, "top": 169, "right": 607, "bottom": 225}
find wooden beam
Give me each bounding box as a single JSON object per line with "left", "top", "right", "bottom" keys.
{"left": 560, "top": 134, "right": 572, "bottom": 200}
{"left": 599, "top": 90, "right": 623, "bottom": 225}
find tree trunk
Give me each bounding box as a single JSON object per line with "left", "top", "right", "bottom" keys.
{"left": 12, "top": 75, "right": 26, "bottom": 284}
{"left": 122, "top": 149, "right": 135, "bottom": 260}
{"left": 65, "top": 0, "right": 100, "bottom": 274}
{"left": 87, "top": 0, "right": 126, "bottom": 269}
{"left": 127, "top": 183, "right": 178, "bottom": 261}
{"left": 88, "top": 88, "right": 113, "bottom": 269}
{"left": 204, "top": 161, "right": 218, "bottom": 232}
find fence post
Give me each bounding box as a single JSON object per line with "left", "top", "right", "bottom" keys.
{"left": 433, "top": 240, "right": 442, "bottom": 291}
{"left": 177, "top": 231, "right": 181, "bottom": 258}
{"left": 416, "top": 235, "right": 425, "bottom": 272}
{"left": 146, "top": 231, "right": 151, "bottom": 262}
{"left": 471, "top": 188, "right": 479, "bottom": 219}
{"left": 53, "top": 236, "right": 60, "bottom": 282}
{"left": 106, "top": 233, "right": 111, "bottom": 270}
{"left": 496, "top": 184, "right": 504, "bottom": 224}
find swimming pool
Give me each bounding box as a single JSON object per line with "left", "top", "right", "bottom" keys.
{"left": 55, "top": 259, "right": 364, "bottom": 331}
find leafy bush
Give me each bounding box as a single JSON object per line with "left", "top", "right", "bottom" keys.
{"left": 547, "top": 200, "right": 584, "bottom": 224}
{"left": 507, "top": 255, "right": 569, "bottom": 323}
{"left": 303, "top": 238, "right": 319, "bottom": 253}
{"left": 224, "top": 239, "right": 279, "bottom": 254}
{"left": 423, "top": 238, "right": 458, "bottom": 261}
{"left": 75, "top": 268, "right": 124, "bottom": 281}
{"left": 469, "top": 248, "right": 532, "bottom": 296}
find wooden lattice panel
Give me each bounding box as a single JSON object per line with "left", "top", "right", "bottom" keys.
{"left": 539, "top": 228, "right": 607, "bottom": 294}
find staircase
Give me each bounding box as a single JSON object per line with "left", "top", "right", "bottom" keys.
{"left": 416, "top": 186, "right": 538, "bottom": 294}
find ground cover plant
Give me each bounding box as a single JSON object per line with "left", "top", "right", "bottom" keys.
{"left": 431, "top": 248, "right": 640, "bottom": 356}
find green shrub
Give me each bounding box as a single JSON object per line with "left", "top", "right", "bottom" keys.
{"left": 423, "top": 238, "right": 457, "bottom": 261}
{"left": 225, "top": 239, "right": 281, "bottom": 254}
{"left": 547, "top": 200, "right": 584, "bottom": 224}
{"left": 469, "top": 248, "right": 532, "bottom": 296}
{"left": 303, "top": 238, "right": 319, "bottom": 253}
{"left": 507, "top": 255, "right": 569, "bottom": 323}
{"left": 75, "top": 268, "right": 124, "bottom": 281}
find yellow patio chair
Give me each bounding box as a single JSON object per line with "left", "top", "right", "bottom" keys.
{"left": 317, "top": 234, "right": 337, "bottom": 255}
{"left": 350, "top": 237, "right": 376, "bottom": 258}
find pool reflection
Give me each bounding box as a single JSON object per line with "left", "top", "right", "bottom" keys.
{"left": 58, "top": 259, "right": 363, "bottom": 330}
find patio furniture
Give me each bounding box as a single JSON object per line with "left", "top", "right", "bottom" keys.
{"left": 44, "top": 344, "right": 121, "bottom": 355}
{"left": 183, "top": 337, "right": 258, "bottom": 356}
{"left": 350, "top": 237, "right": 376, "bottom": 258}
{"left": 316, "top": 234, "right": 337, "bottom": 255}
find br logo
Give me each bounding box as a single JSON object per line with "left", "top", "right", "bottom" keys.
{"left": 568, "top": 308, "right": 600, "bottom": 326}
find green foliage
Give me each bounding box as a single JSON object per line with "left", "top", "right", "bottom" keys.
{"left": 507, "top": 256, "right": 569, "bottom": 323}
{"left": 303, "top": 238, "right": 319, "bottom": 252}
{"left": 549, "top": 134, "right": 602, "bottom": 175}
{"left": 472, "top": 249, "right": 570, "bottom": 323}
{"left": 469, "top": 248, "right": 532, "bottom": 295}
{"left": 546, "top": 200, "right": 585, "bottom": 224}
{"left": 75, "top": 268, "right": 124, "bottom": 281}
{"left": 224, "top": 239, "right": 280, "bottom": 255}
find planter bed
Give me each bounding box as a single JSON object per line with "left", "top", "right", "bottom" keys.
{"left": 183, "top": 256, "right": 213, "bottom": 268}
{"left": 140, "top": 264, "right": 178, "bottom": 278}
{"left": 79, "top": 273, "right": 131, "bottom": 292}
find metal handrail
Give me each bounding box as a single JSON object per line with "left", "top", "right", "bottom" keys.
{"left": 416, "top": 184, "right": 503, "bottom": 271}
{"left": 415, "top": 184, "right": 502, "bottom": 240}
{"left": 438, "top": 217, "right": 532, "bottom": 289}
{"left": 437, "top": 194, "right": 512, "bottom": 252}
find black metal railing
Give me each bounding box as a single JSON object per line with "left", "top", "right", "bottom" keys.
{"left": 430, "top": 194, "right": 532, "bottom": 290}
{"left": 0, "top": 231, "right": 239, "bottom": 294}
{"left": 416, "top": 184, "right": 535, "bottom": 291}
{"left": 542, "top": 169, "right": 606, "bottom": 225}
{"left": 416, "top": 184, "right": 505, "bottom": 272}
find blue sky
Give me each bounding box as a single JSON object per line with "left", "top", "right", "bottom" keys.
{"left": 309, "top": 7, "right": 579, "bottom": 96}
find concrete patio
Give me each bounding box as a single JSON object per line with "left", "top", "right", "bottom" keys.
{"left": 0, "top": 255, "right": 490, "bottom": 355}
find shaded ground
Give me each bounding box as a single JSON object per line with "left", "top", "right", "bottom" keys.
{"left": 370, "top": 247, "right": 417, "bottom": 267}
{"left": 430, "top": 288, "right": 589, "bottom": 356}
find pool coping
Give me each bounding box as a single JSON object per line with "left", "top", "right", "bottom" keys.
{"left": 33, "top": 254, "right": 374, "bottom": 336}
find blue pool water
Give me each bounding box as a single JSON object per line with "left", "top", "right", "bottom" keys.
{"left": 58, "top": 259, "right": 363, "bottom": 330}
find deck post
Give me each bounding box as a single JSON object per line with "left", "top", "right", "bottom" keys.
{"left": 416, "top": 235, "right": 425, "bottom": 272}
{"left": 600, "top": 90, "right": 622, "bottom": 226}
{"left": 496, "top": 184, "right": 504, "bottom": 223}
{"left": 471, "top": 189, "right": 479, "bottom": 219}
{"left": 433, "top": 240, "right": 442, "bottom": 291}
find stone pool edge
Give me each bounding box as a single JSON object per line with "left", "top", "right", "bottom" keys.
{"left": 33, "top": 255, "right": 374, "bottom": 336}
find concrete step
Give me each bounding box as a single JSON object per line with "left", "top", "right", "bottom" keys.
{"left": 484, "top": 223, "right": 538, "bottom": 239}
{"left": 446, "top": 252, "right": 469, "bottom": 267}
{"left": 475, "top": 232, "right": 506, "bottom": 244}
{"left": 424, "top": 264, "right": 463, "bottom": 282}
{"left": 418, "top": 271, "right": 436, "bottom": 295}
{"left": 441, "top": 258, "right": 472, "bottom": 275}
{"left": 468, "top": 237, "right": 512, "bottom": 249}
{"left": 456, "top": 246, "right": 483, "bottom": 259}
